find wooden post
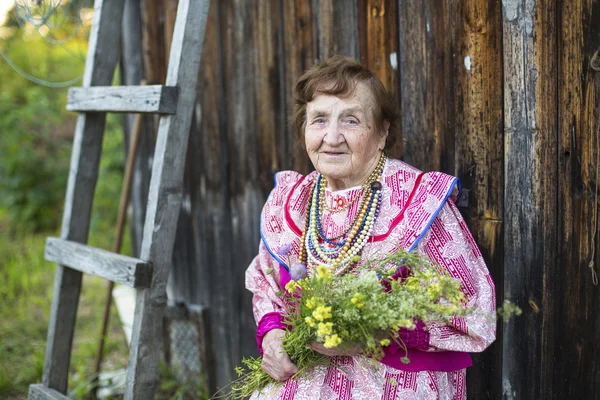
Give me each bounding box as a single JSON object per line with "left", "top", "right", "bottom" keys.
{"left": 554, "top": 1, "right": 600, "bottom": 398}
{"left": 450, "top": 2, "right": 504, "bottom": 398}
{"left": 502, "top": 1, "right": 559, "bottom": 398}
{"left": 316, "top": 0, "right": 359, "bottom": 60}
{"left": 396, "top": 1, "right": 458, "bottom": 173}
{"left": 358, "top": 0, "right": 400, "bottom": 158}
{"left": 282, "top": 0, "right": 315, "bottom": 173}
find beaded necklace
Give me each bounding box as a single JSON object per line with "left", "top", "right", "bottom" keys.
{"left": 297, "top": 153, "right": 386, "bottom": 275}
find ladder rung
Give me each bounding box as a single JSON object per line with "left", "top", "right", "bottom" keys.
{"left": 66, "top": 85, "right": 178, "bottom": 114}
{"left": 28, "top": 384, "right": 70, "bottom": 400}
{"left": 44, "top": 237, "right": 152, "bottom": 288}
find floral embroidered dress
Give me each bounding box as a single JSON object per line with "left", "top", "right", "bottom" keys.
{"left": 245, "top": 158, "right": 496, "bottom": 400}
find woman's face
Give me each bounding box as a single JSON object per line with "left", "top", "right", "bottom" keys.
{"left": 305, "top": 83, "right": 387, "bottom": 191}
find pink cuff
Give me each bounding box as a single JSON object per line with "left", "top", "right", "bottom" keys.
{"left": 397, "top": 319, "right": 430, "bottom": 350}
{"left": 256, "top": 312, "right": 286, "bottom": 355}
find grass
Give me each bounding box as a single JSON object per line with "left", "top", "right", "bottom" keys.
{"left": 0, "top": 228, "right": 130, "bottom": 399}
{"left": 0, "top": 225, "right": 210, "bottom": 400}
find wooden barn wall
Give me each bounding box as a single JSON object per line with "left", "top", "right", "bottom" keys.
{"left": 122, "top": 0, "right": 600, "bottom": 397}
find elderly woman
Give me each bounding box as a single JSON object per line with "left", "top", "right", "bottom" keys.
{"left": 245, "top": 56, "right": 496, "bottom": 399}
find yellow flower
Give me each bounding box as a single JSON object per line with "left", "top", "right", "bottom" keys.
{"left": 304, "top": 317, "right": 316, "bottom": 327}
{"left": 380, "top": 339, "right": 391, "bottom": 346}
{"left": 324, "top": 334, "right": 342, "bottom": 348}
{"left": 350, "top": 293, "right": 365, "bottom": 308}
{"left": 317, "top": 322, "right": 333, "bottom": 336}
{"left": 398, "top": 319, "right": 415, "bottom": 329}
{"left": 427, "top": 281, "right": 442, "bottom": 299}
{"left": 285, "top": 280, "right": 298, "bottom": 293}
{"left": 316, "top": 265, "right": 331, "bottom": 278}
{"left": 305, "top": 296, "right": 319, "bottom": 309}
{"left": 312, "top": 305, "right": 332, "bottom": 321}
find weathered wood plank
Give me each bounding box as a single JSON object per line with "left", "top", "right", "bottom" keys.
{"left": 44, "top": 238, "right": 152, "bottom": 288}
{"left": 121, "top": 0, "right": 153, "bottom": 259}
{"left": 166, "top": 1, "right": 234, "bottom": 394}
{"left": 358, "top": 0, "right": 397, "bottom": 92}
{"left": 358, "top": 0, "right": 400, "bottom": 158}
{"left": 253, "top": 0, "right": 286, "bottom": 191}
{"left": 502, "top": 0, "right": 559, "bottom": 398}
{"left": 554, "top": 1, "right": 600, "bottom": 398}
{"left": 67, "top": 85, "right": 178, "bottom": 114}
{"left": 397, "top": 0, "right": 457, "bottom": 172}
{"left": 36, "top": 0, "right": 126, "bottom": 395}
{"left": 447, "top": 2, "right": 504, "bottom": 399}
{"left": 213, "top": 0, "right": 259, "bottom": 388}
{"left": 141, "top": 0, "right": 167, "bottom": 84}
{"left": 316, "top": 0, "right": 359, "bottom": 59}
{"left": 28, "top": 384, "right": 70, "bottom": 400}
{"left": 282, "top": 0, "right": 315, "bottom": 174}
{"left": 125, "top": 0, "right": 210, "bottom": 398}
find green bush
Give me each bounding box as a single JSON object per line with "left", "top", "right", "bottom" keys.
{"left": 0, "top": 88, "right": 71, "bottom": 232}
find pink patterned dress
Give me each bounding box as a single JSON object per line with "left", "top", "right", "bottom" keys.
{"left": 245, "top": 159, "right": 496, "bottom": 400}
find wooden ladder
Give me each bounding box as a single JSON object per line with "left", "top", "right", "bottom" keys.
{"left": 28, "top": 0, "right": 210, "bottom": 399}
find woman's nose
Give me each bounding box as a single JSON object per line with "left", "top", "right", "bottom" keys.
{"left": 323, "top": 121, "right": 345, "bottom": 145}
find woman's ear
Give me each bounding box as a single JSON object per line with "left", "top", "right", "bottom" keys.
{"left": 380, "top": 120, "right": 390, "bottom": 150}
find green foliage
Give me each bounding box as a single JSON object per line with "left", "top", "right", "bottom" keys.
{"left": 0, "top": 12, "right": 86, "bottom": 232}
{"left": 0, "top": 87, "right": 70, "bottom": 232}
{"left": 0, "top": 230, "right": 130, "bottom": 398}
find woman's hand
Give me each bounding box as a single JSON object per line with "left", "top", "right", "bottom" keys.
{"left": 309, "top": 341, "right": 362, "bottom": 357}
{"left": 261, "top": 329, "right": 298, "bottom": 381}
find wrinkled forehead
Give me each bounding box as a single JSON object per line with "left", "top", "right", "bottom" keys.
{"left": 309, "top": 81, "right": 376, "bottom": 113}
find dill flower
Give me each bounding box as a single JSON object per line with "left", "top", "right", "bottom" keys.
{"left": 350, "top": 293, "right": 366, "bottom": 308}
{"left": 304, "top": 317, "right": 316, "bottom": 327}
{"left": 380, "top": 339, "right": 391, "bottom": 346}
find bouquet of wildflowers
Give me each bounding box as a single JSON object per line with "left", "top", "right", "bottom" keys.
{"left": 225, "top": 248, "right": 469, "bottom": 399}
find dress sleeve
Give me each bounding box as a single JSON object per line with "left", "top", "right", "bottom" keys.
{"left": 245, "top": 241, "right": 289, "bottom": 353}
{"left": 413, "top": 200, "right": 497, "bottom": 353}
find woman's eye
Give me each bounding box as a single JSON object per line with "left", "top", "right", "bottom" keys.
{"left": 313, "top": 118, "right": 325, "bottom": 124}
{"left": 346, "top": 118, "right": 358, "bottom": 125}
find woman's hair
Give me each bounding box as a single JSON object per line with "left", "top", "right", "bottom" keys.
{"left": 291, "top": 55, "right": 399, "bottom": 151}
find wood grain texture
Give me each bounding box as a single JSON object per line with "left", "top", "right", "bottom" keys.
{"left": 44, "top": 238, "right": 152, "bottom": 288}
{"left": 37, "top": 0, "right": 125, "bottom": 394}
{"left": 141, "top": 0, "right": 166, "bottom": 84}
{"left": 282, "top": 0, "right": 316, "bottom": 173}
{"left": 219, "top": 0, "right": 262, "bottom": 387}
{"left": 358, "top": 0, "right": 401, "bottom": 158}
{"left": 449, "top": 2, "right": 503, "bottom": 399}
{"left": 397, "top": 0, "right": 456, "bottom": 172}
{"left": 153, "top": 0, "right": 237, "bottom": 392}
{"left": 28, "top": 384, "right": 70, "bottom": 400}
{"left": 315, "top": 0, "right": 359, "bottom": 59}
{"left": 67, "top": 85, "right": 178, "bottom": 114}
{"left": 502, "top": 0, "right": 558, "bottom": 398}
{"left": 554, "top": 0, "right": 600, "bottom": 398}
{"left": 121, "top": 0, "right": 154, "bottom": 259}
{"left": 125, "top": 1, "right": 210, "bottom": 398}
